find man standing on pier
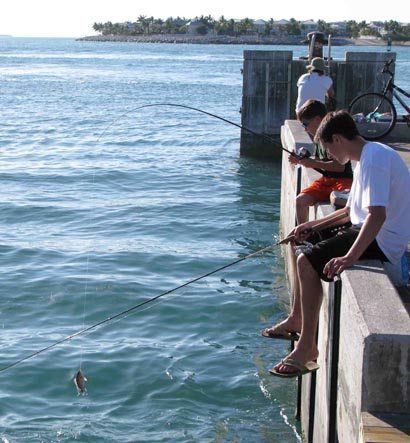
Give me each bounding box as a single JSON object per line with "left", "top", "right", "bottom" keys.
{"left": 268, "top": 110, "right": 410, "bottom": 377}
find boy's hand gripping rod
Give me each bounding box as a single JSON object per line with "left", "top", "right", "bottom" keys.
{"left": 279, "top": 210, "right": 349, "bottom": 245}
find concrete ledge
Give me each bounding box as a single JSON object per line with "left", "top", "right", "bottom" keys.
{"left": 343, "top": 260, "right": 410, "bottom": 413}
{"left": 281, "top": 120, "right": 315, "bottom": 156}
{"left": 360, "top": 412, "right": 410, "bottom": 442}
{"left": 335, "top": 256, "right": 410, "bottom": 441}
{"left": 384, "top": 121, "right": 410, "bottom": 143}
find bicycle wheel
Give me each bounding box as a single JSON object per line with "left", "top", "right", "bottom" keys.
{"left": 348, "top": 92, "right": 396, "bottom": 140}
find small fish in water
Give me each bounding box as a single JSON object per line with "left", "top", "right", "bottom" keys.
{"left": 74, "top": 368, "right": 87, "bottom": 394}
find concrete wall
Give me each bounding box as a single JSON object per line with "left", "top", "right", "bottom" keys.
{"left": 280, "top": 120, "right": 410, "bottom": 443}
{"left": 240, "top": 50, "right": 293, "bottom": 158}
{"left": 279, "top": 120, "right": 316, "bottom": 293}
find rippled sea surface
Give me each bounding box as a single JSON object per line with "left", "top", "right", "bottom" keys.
{"left": 0, "top": 38, "right": 409, "bottom": 442}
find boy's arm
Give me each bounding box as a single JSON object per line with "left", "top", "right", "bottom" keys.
{"left": 282, "top": 207, "right": 350, "bottom": 244}
{"left": 324, "top": 206, "right": 386, "bottom": 278}
{"left": 296, "top": 156, "right": 346, "bottom": 172}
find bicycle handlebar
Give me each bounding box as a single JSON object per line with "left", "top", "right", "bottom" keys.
{"left": 382, "top": 59, "right": 394, "bottom": 75}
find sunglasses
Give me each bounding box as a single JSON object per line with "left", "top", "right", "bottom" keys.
{"left": 301, "top": 120, "right": 312, "bottom": 129}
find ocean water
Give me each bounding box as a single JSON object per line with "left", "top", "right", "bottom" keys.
{"left": 0, "top": 38, "right": 409, "bottom": 443}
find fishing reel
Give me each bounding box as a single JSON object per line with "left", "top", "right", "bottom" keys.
{"left": 294, "top": 241, "right": 314, "bottom": 256}
{"left": 291, "top": 146, "right": 311, "bottom": 161}
{"left": 297, "top": 147, "right": 311, "bottom": 158}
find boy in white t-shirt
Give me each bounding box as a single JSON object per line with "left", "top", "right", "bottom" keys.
{"left": 268, "top": 110, "right": 410, "bottom": 378}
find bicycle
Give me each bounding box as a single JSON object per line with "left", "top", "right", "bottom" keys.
{"left": 348, "top": 59, "right": 410, "bottom": 140}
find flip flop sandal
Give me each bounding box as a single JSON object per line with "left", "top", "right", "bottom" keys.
{"left": 269, "top": 357, "right": 319, "bottom": 378}
{"left": 261, "top": 327, "right": 300, "bottom": 341}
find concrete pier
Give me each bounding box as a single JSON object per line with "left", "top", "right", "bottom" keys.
{"left": 240, "top": 50, "right": 293, "bottom": 159}
{"left": 279, "top": 121, "right": 410, "bottom": 442}
{"left": 241, "top": 51, "right": 398, "bottom": 159}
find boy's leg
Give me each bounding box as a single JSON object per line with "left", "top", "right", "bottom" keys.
{"left": 270, "top": 227, "right": 387, "bottom": 376}
{"left": 296, "top": 192, "right": 317, "bottom": 224}
{"left": 270, "top": 228, "right": 358, "bottom": 375}
{"left": 263, "top": 241, "right": 302, "bottom": 337}
{"left": 271, "top": 253, "right": 323, "bottom": 375}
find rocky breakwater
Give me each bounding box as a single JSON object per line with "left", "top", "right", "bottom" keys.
{"left": 76, "top": 34, "right": 304, "bottom": 45}
{"left": 76, "top": 34, "right": 399, "bottom": 46}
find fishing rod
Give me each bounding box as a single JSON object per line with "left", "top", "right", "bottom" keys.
{"left": 0, "top": 209, "right": 349, "bottom": 374}
{"left": 0, "top": 242, "right": 277, "bottom": 374}
{"left": 97, "top": 102, "right": 298, "bottom": 157}
{"left": 0, "top": 103, "right": 309, "bottom": 375}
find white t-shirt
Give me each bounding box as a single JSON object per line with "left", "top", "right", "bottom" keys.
{"left": 296, "top": 72, "right": 333, "bottom": 111}
{"left": 347, "top": 142, "right": 410, "bottom": 264}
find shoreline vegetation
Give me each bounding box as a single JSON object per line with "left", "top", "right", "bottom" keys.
{"left": 77, "top": 34, "right": 405, "bottom": 46}
{"left": 78, "top": 17, "right": 410, "bottom": 45}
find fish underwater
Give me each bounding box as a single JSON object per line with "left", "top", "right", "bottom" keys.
{"left": 74, "top": 369, "right": 87, "bottom": 394}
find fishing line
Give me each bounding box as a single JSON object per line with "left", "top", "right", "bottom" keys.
{"left": 96, "top": 102, "right": 296, "bottom": 156}
{"left": 0, "top": 242, "right": 276, "bottom": 374}
{"left": 71, "top": 102, "right": 291, "bottom": 382}
{"left": 78, "top": 254, "right": 90, "bottom": 371}
{"left": 75, "top": 102, "right": 292, "bottom": 367}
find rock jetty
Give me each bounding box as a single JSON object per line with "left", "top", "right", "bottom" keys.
{"left": 76, "top": 34, "right": 375, "bottom": 46}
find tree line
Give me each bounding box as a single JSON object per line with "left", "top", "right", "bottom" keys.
{"left": 92, "top": 16, "right": 410, "bottom": 41}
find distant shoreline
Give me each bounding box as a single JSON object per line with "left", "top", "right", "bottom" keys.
{"left": 77, "top": 34, "right": 404, "bottom": 47}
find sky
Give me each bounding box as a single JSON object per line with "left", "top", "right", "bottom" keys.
{"left": 1, "top": 0, "right": 409, "bottom": 38}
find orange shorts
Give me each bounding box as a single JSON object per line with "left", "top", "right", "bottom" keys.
{"left": 301, "top": 176, "right": 352, "bottom": 203}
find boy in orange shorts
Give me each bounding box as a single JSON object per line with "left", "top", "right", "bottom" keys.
{"left": 289, "top": 99, "right": 353, "bottom": 224}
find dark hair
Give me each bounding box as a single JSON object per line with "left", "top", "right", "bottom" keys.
{"left": 314, "top": 110, "right": 360, "bottom": 143}
{"left": 297, "top": 99, "right": 327, "bottom": 121}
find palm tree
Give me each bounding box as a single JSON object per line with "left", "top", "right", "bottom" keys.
{"left": 346, "top": 20, "right": 360, "bottom": 38}
{"left": 215, "top": 16, "right": 228, "bottom": 35}
{"left": 152, "top": 18, "right": 164, "bottom": 34}
{"left": 238, "top": 18, "right": 254, "bottom": 35}
{"left": 265, "top": 18, "right": 274, "bottom": 36}
{"left": 317, "top": 19, "right": 332, "bottom": 35}
{"left": 103, "top": 21, "right": 115, "bottom": 36}
{"left": 92, "top": 23, "right": 104, "bottom": 34}
{"left": 138, "top": 15, "right": 151, "bottom": 34}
